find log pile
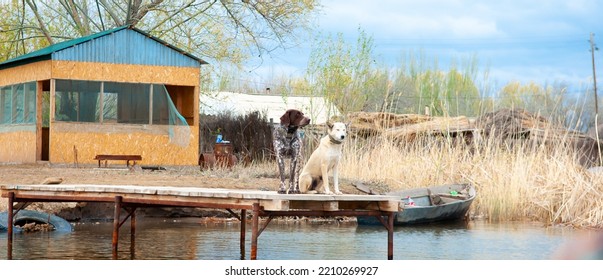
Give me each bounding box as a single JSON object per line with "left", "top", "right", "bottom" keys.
{"left": 342, "top": 109, "right": 601, "bottom": 167}
{"left": 473, "top": 108, "right": 585, "bottom": 142}
{"left": 345, "top": 109, "right": 589, "bottom": 144}
{"left": 345, "top": 111, "right": 475, "bottom": 142}
{"left": 382, "top": 116, "right": 474, "bottom": 142}
{"left": 347, "top": 111, "right": 432, "bottom": 137}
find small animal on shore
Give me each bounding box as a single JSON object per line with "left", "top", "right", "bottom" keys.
{"left": 273, "top": 109, "right": 311, "bottom": 194}
{"left": 299, "top": 121, "right": 348, "bottom": 195}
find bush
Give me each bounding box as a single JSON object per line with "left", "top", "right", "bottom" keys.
{"left": 199, "top": 111, "right": 274, "bottom": 164}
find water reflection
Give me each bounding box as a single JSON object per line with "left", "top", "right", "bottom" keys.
{"left": 0, "top": 218, "right": 577, "bottom": 260}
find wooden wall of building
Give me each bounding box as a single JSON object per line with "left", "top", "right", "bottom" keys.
{"left": 47, "top": 61, "right": 200, "bottom": 166}
{"left": 51, "top": 61, "right": 199, "bottom": 86}
{"left": 0, "top": 61, "right": 52, "bottom": 86}
{"left": 0, "top": 129, "right": 37, "bottom": 163}
{"left": 50, "top": 122, "right": 199, "bottom": 166}
{"left": 0, "top": 62, "right": 50, "bottom": 163}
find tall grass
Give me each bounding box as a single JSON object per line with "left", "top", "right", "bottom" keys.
{"left": 340, "top": 132, "right": 603, "bottom": 228}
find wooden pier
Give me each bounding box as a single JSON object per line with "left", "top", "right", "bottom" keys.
{"left": 1, "top": 184, "right": 401, "bottom": 260}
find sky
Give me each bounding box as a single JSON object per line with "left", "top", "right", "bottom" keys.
{"left": 246, "top": 0, "right": 603, "bottom": 93}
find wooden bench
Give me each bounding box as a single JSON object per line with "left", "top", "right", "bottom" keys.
{"left": 94, "top": 154, "right": 142, "bottom": 168}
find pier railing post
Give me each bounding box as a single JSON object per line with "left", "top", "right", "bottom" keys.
{"left": 112, "top": 196, "right": 122, "bottom": 260}
{"left": 7, "top": 192, "right": 14, "bottom": 260}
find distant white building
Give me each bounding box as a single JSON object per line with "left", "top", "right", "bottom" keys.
{"left": 199, "top": 91, "right": 340, "bottom": 124}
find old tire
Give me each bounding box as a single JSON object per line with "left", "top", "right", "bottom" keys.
{"left": 0, "top": 210, "right": 73, "bottom": 232}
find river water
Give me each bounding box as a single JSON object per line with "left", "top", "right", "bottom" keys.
{"left": 0, "top": 218, "right": 579, "bottom": 260}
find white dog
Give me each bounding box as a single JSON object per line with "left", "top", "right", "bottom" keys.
{"left": 299, "top": 121, "right": 348, "bottom": 195}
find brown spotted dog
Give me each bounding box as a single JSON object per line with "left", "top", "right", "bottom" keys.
{"left": 273, "top": 109, "right": 311, "bottom": 194}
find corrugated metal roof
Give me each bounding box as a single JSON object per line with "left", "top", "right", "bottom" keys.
{"left": 0, "top": 25, "right": 207, "bottom": 70}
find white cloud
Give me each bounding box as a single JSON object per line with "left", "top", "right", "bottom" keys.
{"left": 445, "top": 17, "right": 500, "bottom": 38}
{"left": 248, "top": 0, "right": 603, "bottom": 90}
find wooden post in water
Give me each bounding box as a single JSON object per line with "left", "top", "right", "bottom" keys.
{"left": 7, "top": 192, "right": 14, "bottom": 260}
{"left": 112, "top": 196, "right": 122, "bottom": 260}
{"left": 251, "top": 203, "right": 260, "bottom": 260}
{"left": 240, "top": 209, "right": 247, "bottom": 260}
{"left": 130, "top": 209, "right": 136, "bottom": 260}
{"left": 388, "top": 212, "right": 394, "bottom": 260}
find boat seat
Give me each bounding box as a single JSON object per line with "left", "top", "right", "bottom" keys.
{"left": 429, "top": 194, "right": 444, "bottom": 205}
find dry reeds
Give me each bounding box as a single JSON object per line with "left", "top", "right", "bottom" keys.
{"left": 339, "top": 126, "right": 603, "bottom": 228}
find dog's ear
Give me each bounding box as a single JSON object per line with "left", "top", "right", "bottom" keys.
{"left": 280, "top": 110, "right": 292, "bottom": 126}
{"left": 326, "top": 120, "right": 334, "bottom": 129}
{"left": 290, "top": 110, "right": 301, "bottom": 123}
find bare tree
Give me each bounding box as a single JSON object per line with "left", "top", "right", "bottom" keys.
{"left": 1, "top": 0, "right": 319, "bottom": 65}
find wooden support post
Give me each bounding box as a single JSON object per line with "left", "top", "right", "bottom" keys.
{"left": 130, "top": 209, "right": 136, "bottom": 260}
{"left": 251, "top": 203, "right": 260, "bottom": 260}
{"left": 387, "top": 212, "right": 394, "bottom": 260}
{"left": 7, "top": 192, "right": 14, "bottom": 260}
{"left": 258, "top": 216, "right": 274, "bottom": 236}
{"left": 240, "top": 209, "right": 246, "bottom": 260}
{"left": 226, "top": 209, "right": 241, "bottom": 221}
{"left": 112, "top": 196, "right": 122, "bottom": 260}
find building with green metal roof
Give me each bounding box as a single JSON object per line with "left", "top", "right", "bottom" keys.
{"left": 0, "top": 25, "right": 207, "bottom": 166}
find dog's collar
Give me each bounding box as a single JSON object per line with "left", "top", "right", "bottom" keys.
{"left": 286, "top": 126, "right": 298, "bottom": 135}
{"left": 329, "top": 135, "right": 343, "bottom": 144}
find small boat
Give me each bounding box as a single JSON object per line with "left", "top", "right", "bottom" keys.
{"left": 356, "top": 183, "right": 476, "bottom": 226}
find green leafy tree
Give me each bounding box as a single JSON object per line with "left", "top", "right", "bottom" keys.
{"left": 497, "top": 81, "right": 561, "bottom": 113}
{"left": 385, "top": 51, "right": 482, "bottom": 117}
{"left": 306, "top": 27, "right": 378, "bottom": 115}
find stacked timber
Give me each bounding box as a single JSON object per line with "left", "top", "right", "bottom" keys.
{"left": 341, "top": 109, "right": 601, "bottom": 167}
{"left": 345, "top": 111, "right": 474, "bottom": 142}
{"left": 474, "top": 108, "right": 588, "bottom": 143}
{"left": 382, "top": 115, "right": 474, "bottom": 142}
{"left": 347, "top": 111, "right": 432, "bottom": 137}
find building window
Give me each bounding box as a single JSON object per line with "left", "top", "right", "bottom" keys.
{"left": 103, "top": 82, "right": 150, "bottom": 124}
{"left": 24, "top": 83, "right": 36, "bottom": 123}
{"left": 153, "top": 84, "right": 170, "bottom": 125}
{"left": 0, "top": 86, "right": 11, "bottom": 124}
{"left": 55, "top": 80, "right": 101, "bottom": 122}
{"left": 0, "top": 82, "right": 36, "bottom": 125}
{"left": 52, "top": 79, "right": 188, "bottom": 126}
